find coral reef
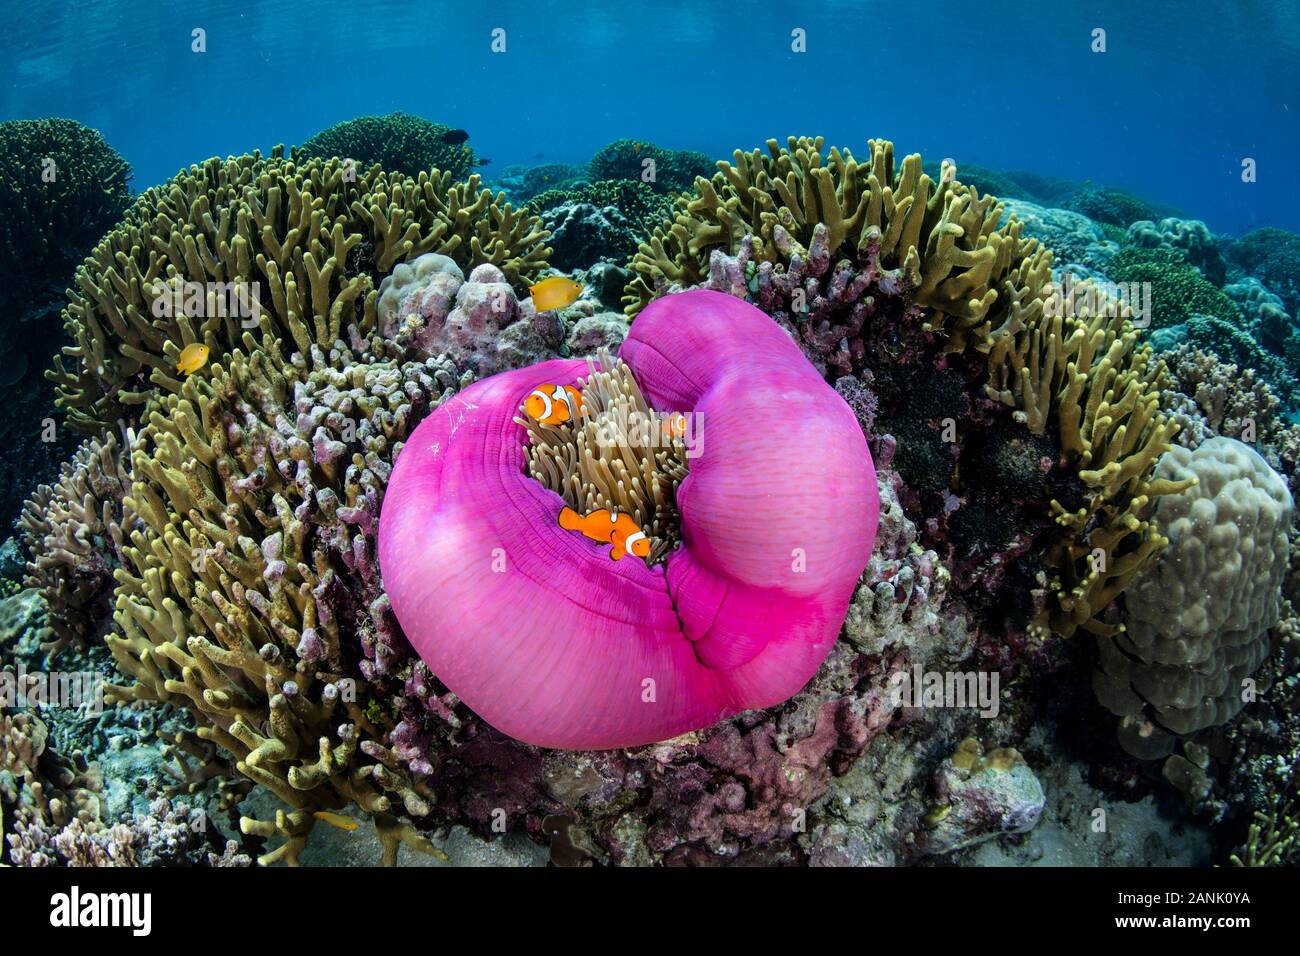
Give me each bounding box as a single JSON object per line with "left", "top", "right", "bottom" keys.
{"left": 1159, "top": 345, "right": 1299, "bottom": 493}
{"left": 589, "top": 139, "right": 714, "bottom": 194}
{"left": 18, "top": 433, "right": 138, "bottom": 658}
{"left": 1124, "top": 217, "right": 1226, "bottom": 285}
{"left": 517, "top": 163, "right": 589, "bottom": 200}
{"left": 918, "top": 738, "right": 1045, "bottom": 855}
{"left": 528, "top": 179, "right": 677, "bottom": 233}
{"left": 1094, "top": 437, "right": 1292, "bottom": 759}
{"left": 634, "top": 136, "right": 1188, "bottom": 642}
{"left": 1227, "top": 226, "right": 1300, "bottom": 317}
{"left": 295, "top": 112, "right": 478, "bottom": 181}
{"left": 541, "top": 202, "right": 641, "bottom": 271}
{"left": 1065, "top": 185, "right": 1157, "bottom": 228}
{"left": 49, "top": 149, "right": 550, "bottom": 432}
{"left": 376, "top": 254, "right": 564, "bottom": 375}
{"left": 529, "top": 180, "right": 678, "bottom": 269}
{"left": 0, "top": 118, "right": 131, "bottom": 526}
{"left": 1151, "top": 314, "right": 1297, "bottom": 408}
{"left": 997, "top": 198, "right": 1119, "bottom": 277}
{"left": 1223, "top": 276, "right": 1295, "bottom": 355}
{"left": 0, "top": 118, "right": 132, "bottom": 327}
{"left": 16, "top": 124, "right": 1292, "bottom": 871}
{"left": 841, "top": 470, "right": 957, "bottom": 661}
{"left": 7, "top": 795, "right": 250, "bottom": 867}
{"left": 1, "top": 705, "right": 107, "bottom": 865}
{"left": 105, "top": 326, "right": 469, "bottom": 864}
{"left": 1109, "top": 247, "right": 1240, "bottom": 329}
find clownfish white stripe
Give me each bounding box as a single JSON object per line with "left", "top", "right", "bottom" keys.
{"left": 551, "top": 386, "right": 576, "bottom": 416}
{"left": 529, "top": 388, "right": 553, "bottom": 421}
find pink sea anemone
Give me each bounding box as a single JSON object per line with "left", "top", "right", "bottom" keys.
{"left": 379, "top": 289, "right": 878, "bottom": 749}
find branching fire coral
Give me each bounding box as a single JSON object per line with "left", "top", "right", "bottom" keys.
{"left": 627, "top": 136, "right": 1044, "bottom": 354}
{"left": 105, "top": 333, "right": 466, "bottom": 864}
{"left": 49, "top": 149, "right": 550, "bottom": 432}
{"left": 631, "top": 136, "right": 1188, "bottom": 639}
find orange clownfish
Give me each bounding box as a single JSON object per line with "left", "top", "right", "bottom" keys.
{"left": 558, "top": 507, "right": 651, "bottom": 561}
{"left": 661, "top": 412, "right": 688, "bottom": 439}
{"left": 525, "top": 384, "right": 585, "bottom": 426}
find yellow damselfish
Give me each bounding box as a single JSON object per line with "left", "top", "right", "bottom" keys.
{"left": 175, "top": 342, "right": 210, "bottom": 375}
{"left": 529, "top": 276, "right": 583, "bottom": 312}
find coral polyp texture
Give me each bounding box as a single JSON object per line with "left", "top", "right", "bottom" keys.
{"left": 589, "top": 139, "right": 715, "bottom": 194}
{"left": 49, "top": 148, "right": 550, "bottom": 432}
{"left": 0, "top": 118, "right": 132, "bottom": 325}
{"left": 295, "top": 112, "right": 479, "bottom": 181}
{"left": 629, "top": 136, "right": 1187, "bottom": 641}
{"left": 379, "top": 289, "right": 879, "bottom": 749}
{"left": 1094, "top": 437, "right": 1293, "bottom": 759}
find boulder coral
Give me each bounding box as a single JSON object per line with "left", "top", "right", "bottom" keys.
{"left": 376, "top": 254, "right": 564, "bottom": 375}
{"left": 1094, "top": 437, "right": 1293, "bottom": 758}
{"left": 379, "top": 289, "right": 879, "bottom": 749}
{"left": 589, "top": 139, "right": 714, "bottom": 194}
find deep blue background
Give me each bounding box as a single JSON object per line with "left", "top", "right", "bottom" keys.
{"left": 2, "top": 0, "right": 1296, "bottom": 235}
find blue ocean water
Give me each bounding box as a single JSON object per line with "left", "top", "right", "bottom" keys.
{"left": 2, "top": 0, "right": 1296, "bottom": 235}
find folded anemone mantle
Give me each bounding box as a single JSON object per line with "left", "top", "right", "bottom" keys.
{"left": 380, "top": 290, "right": 878, "bottom": 748}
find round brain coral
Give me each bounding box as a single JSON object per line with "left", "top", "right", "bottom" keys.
{"left": 379, "top": 289, "right": 878, "bottom": 749}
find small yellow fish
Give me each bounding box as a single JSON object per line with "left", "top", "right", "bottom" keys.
{"left": 312, "top": 810, "right": 359, "bottom": 832}
{"left": 175, "top": 343, "right": 210, "bottom": 375}
{"left": 529, "top": 276, "right": 583, "bottom": 312}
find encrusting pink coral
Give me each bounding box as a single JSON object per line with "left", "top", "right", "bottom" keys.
{"left": 379, "top": 290, "right": 878, "bottom": 749}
